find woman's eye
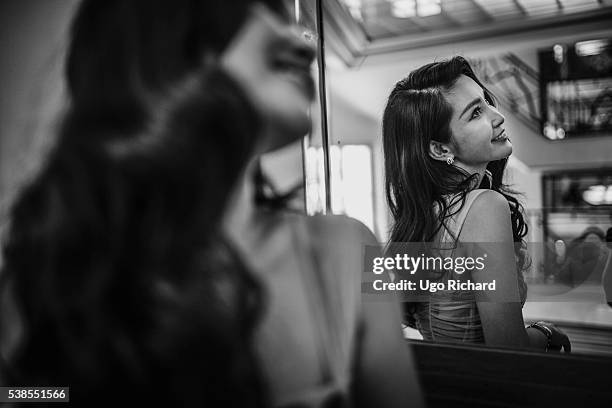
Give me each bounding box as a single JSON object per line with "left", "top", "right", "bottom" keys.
{"left": 470, "top": 106, "right": 482, "bottom": 119}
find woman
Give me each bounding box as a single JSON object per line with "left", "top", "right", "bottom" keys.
{"left": 382, "top": 56, "right": 570, "bottom": 352}
{"left": 0, "top": 1, "right": 423, "bottom": 406}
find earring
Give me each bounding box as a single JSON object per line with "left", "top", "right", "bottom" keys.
{"left": 446, "top": 156, "right": 454, "bottom": 165}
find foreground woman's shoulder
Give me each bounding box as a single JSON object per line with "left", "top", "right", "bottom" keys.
{"left": 277, "top": 212, "right": 379, "bottom": 265}
{"left": 302, "top": 214, "right": 378, "bottom": 244}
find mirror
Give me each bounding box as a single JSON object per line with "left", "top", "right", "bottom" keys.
{"left": 317, "top": 0, "right": 612, "bottom": 355}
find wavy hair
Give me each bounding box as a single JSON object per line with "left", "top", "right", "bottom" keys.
{"left": 0, "top": 0, "right": 286, "bottom": 405}
{"left": 382, "top": 56, "right": 528, "bottom": 259}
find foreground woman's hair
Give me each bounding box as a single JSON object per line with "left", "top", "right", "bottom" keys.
{"left": 0, "top": 0, "right": 286, "bottom": 405}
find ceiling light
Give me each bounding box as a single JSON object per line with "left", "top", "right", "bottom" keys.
{"left": 553, "top": 44, "right": 564, "bottom": 63}
{"left": 543, "top": 123, "right": 558, "bottom": 139}
{"left": 388, "top": 0, "right": 441, "bottom": 18}
{"left": 555, "top": 128, "right": 566, "bottom": 139}
{"left": 575, "top": 39, "right": 609, "bottom": 57}
{"left": 390, "top": 0, "right": 417, "bottom": 18}
{"left": 340, "top": 0, "right": 364, "bottom": 21}
{"left": 583, "top": 185, "right": 612, "bottom": 205}
{"left": 417, "top": 0, "right": 441, "bottom": 17}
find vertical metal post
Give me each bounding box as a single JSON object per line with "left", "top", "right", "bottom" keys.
{"left": 297, "top": 0, "right": 310, "bottom": 214}
{"left": 315, "top": 0, "right": 332, "bottom": 213}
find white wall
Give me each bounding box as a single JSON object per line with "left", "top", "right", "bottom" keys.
{"left": 327, "top": 80, "right": 389, "bottom": 240}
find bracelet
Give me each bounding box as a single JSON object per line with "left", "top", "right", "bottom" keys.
{"left": 526, "top": 321, "right": 552, "bottom": 350}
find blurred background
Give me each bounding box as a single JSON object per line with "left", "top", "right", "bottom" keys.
{"left": 314, "top": 0, "right": 612, "bottom": 355}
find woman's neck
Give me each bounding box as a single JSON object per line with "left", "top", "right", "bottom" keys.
{"left": 454, "top": 162, "right": 488, "bottom": 190}
{"left": 222, "top": 158, "right": 259, "bottom": 245}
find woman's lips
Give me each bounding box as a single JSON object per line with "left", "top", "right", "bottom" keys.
{"left": 492, "top": 131, "right": 509, "bottom": 142}
{"left": 275, "top": 55, "right": 315, "bottom": 100}
{"left": 285, "top": 69, "right": 315, "bottom": 100}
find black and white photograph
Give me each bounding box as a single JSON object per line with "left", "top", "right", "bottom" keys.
{"left": 1, "top": 0, "right": 611, "bottom": 406}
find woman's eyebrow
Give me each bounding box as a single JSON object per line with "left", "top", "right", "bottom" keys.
{"left": 459, "top": 97, "right": 481, "bottom": 119}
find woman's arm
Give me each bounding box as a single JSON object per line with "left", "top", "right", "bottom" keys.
{"left": 460, "top": 190, "right": 547, "bottom": 350}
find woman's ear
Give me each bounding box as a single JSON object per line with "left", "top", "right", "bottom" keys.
{"left": 428, "top": 141, "right": 453, "bottom": 162}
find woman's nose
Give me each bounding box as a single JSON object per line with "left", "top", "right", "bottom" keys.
{"left": 490, "top": 105, "right": 505, "bottom": 128}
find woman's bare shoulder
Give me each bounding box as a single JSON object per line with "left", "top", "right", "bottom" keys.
{"left": 461, "top": 189, "right": 512, "bottom": 242}
{"left": 275, "top": 213, "right": 380, "bottom": 267}
{"left": 468, "top": 189, "right": 510, "bottom": 216}
{"left": 303, "top": 214, "right": 378, "bottom": 245}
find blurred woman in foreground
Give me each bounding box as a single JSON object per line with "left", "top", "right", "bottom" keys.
{"left": 0, "top": 1, "right": 423, "bottom": 406}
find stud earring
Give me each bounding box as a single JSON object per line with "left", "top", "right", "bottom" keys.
{"left": 446, "top": 156, "right": 454, "bottom": 165}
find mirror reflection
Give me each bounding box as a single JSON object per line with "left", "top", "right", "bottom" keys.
{"left": 321, "top": 0, "right": 612, "bottom": 355}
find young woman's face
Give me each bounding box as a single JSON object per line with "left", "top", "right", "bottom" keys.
{"left": 221, "top": 3, "right": 316, "bottom": 152}
{"left": 444, "top": 75, "right": 511, "bottom": 173}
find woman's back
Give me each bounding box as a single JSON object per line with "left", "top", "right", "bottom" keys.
{"left": 245, "top": 212, "right": 362, "bottom": 406}
{"left": 410, "top": 189, "right": 527, "bottom": 344}
{"left": 223, "top": 186, "right": 423, "bottom": 407}
{"left": 411, "top": 190, "right": 487, "bottom": 343}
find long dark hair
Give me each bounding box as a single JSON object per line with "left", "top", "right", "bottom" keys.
{"left": 382, "top": 56, "right": 528, "bottom": 250}
{"left": 0, "top": 0, "right": 285, "bottom": 405}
